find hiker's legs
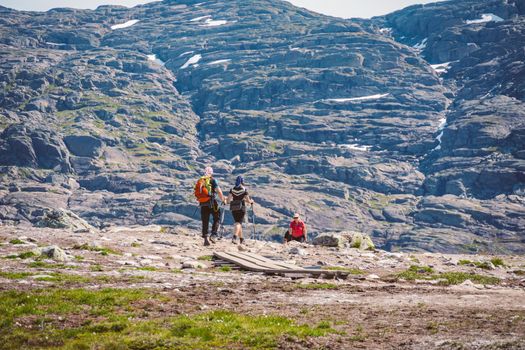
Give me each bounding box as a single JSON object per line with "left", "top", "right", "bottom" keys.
{"left": 234, "top": 223, "right": 242, "bottom": 238}
{"left": 201, "top": 205, "right": 211, "bottom": 237}
{"left": 211, "top": 205, "right": 220, "bottom": 235}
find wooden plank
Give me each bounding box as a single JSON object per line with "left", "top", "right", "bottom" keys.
{"left": 214, "top": 252, "right": 277, "bottom": 272}
{"left": 235, "top": 251, "right": 303, "bottom": 270}
{"left": 214, "top": 251, "right": 347, "bottom": 277}
{"left": 221, "top": 251, "right": 296, "bottom": 271}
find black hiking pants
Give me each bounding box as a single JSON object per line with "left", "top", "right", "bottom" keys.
{"left": 201, "top": 201, "right": 220, "bottom": 237}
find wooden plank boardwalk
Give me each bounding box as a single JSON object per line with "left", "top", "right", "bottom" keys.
{"left": 213, "top": 251, "right": 349, "bottom": 278}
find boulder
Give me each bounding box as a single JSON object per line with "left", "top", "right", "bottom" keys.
{"left": 346, "top": 232, "right": 376, "bottom": 251}
{"left": 63, "top": 135, "right": 104, "bottom": 158}
{"left": 313, "top": 233, "right": 345, "bottom": 247}
{"left": 40, "top": 245, "right": 70, "bottom": 262}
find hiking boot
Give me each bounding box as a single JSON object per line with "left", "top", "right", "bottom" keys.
{"left": 209, "top": 235, "right": 216, "bottom": 244}
{"left": 203, "top": 236, "right": 211, "bottom": 246}
{"left": 231, "top": 236, "right": 237, "bottom": 244}
{"left": 239, "top": 238, "right": 245, "bottom": 245}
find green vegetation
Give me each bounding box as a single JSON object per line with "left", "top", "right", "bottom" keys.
{"left": 490, "top": 258, "right": 506, "bottom": 267}
{"left": 197, "top": 255, "right": 213, "bottom": 261}
{"left": 131, "top": 242, "right": 141, "bottom": 248}
{"left": 396, "top": 265, "right": 500, "bottom": 286}
{"left": 296, "top": 283, "right": 338, "bottom": 290}
{"left": 458, "top": 258, "right": 506, "bottom": 269}
{"left": 137, "top": 266, "right": 159, "bottom": 272}
{"left": 28, "top": 261, "right": 79, "bottom": 270}
{"left": 322, "top": 266, "right": 364, "bottom": 275}
{"left": 0, "top": 288, "right": 336, "bottom": 350}
{"left": 73, "top": 243, "right": 121, "bottom": 256}
{"left": 0, "top": 271, "right": 34, "bottom": 279}
{"left": 9, "top": 239, "right": 24, "bottom": 245}
{"left": 219, "top": 266, "right": 232, "bottom": 272}
{"left": 8, "top": 251, "right": 37, "bottom": 259}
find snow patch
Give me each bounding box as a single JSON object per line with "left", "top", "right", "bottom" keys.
{"left": 181, "top": 54, "right": 202, "bottom": 69}
{"left": 207, "top": 59, "right": 231, "bottom": 65}
{"left": 379, "top": 27, "right": 392, "bottom": 35}
{"left": 466, "top": 13, "right": 504, "bottom": 24}
{"left": 413, "top": 38, "right": 427, "bottom": 50}
{"left": 340, "top": 144, "right": 372, "bottom": 152}
{"left": 190, "top": 15, "right": 211, "bottom": 22}
{"left": 46, "top": 42, "right": 66, "bottom": 46}
{"left": 178, "top": 51, "right": 194, "bottom": 57}
{"left": 147, "top": 54, "right": 165, "bottom": 66}
{"left": 437, "top": 117, "right": 447, "bottom": 131}
{"left": 431, "top": 62, "right": 451, "bottom": 75}
{"left": 111, "top": 19, "right": 139, "bottom": 30}
{"left": 201, "top": 18, "right": 228, "bottom": 27}
{"left": 325, "top": 93, "right": 389, "bottom": 103}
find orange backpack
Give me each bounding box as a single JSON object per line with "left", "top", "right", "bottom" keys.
{"left": 194, "top": 176, "right": 213, "bottom": 203}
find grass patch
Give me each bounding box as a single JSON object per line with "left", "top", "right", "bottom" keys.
{"left": 73, "top": 243, "right": 121, "bottom": 256}
{"left": 197, "top": 255, "right": 213, "bottom": 261}
{"left": 219, "top": 266, "right": 232, "bottom": 272}
{"left": 28, "top": 261, "right": 79, "bottom": 270}
{"left": 131, "top": 242, "right": 141, "bottom": 248}
{"left": 90, "top": 265, "right": 104, "bottom": 272}
{"left": 459, "top": 259, "right": 505, "bottom": 269}
{"left": 322, "top": 266, "right": 364, "bottom": 275}
{"left": 438, "top": 272, "right": 500, "bottom": 286}
{"left": 137, "top": 267, "right": 158, "bottom": 272}
{"left": 0, "top": 271, "right": 34, "bottom": 279}
{"left": 297, "top": 283, "right": 338, "bottom": 290}
{"left": 490, "top": 258, "right": 506, "bottom": 267}
{"left": 0, "top": 300, "right": 337, "bottom": 350}
{"left": 396, "top": 266, "right": 500, "bottom": 286}
{"left": 9, "top": 239, "right": 25, "bottom": 245}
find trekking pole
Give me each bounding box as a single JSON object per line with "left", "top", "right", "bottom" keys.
{"left": 218, "top": 203, "right": 226, "bottom": 239}
{"left": 192, "top": 205, "right": 199, "bottom": 218}
{"left": 251, "top": 204, "right": 257, "bottom": 241}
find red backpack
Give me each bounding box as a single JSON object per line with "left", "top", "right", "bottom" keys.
{"left": 194, "top": 176, "right": 212, "bottom": 203}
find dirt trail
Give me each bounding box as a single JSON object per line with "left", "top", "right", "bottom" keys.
{"left": 1, "top": 225, "right": 524, "bottom": 349}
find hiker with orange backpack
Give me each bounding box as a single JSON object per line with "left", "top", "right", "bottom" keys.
{"left": 225, "top": 175, "right": 254, "bottom": 245}
{"left": 195, "top": 166, "right": 226, "bottom": 246}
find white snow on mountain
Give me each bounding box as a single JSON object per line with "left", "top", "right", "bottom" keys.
{"left": 181, "top": 54, "right": 202, "bottom": 69}
{"left": 413, "top": 38, "right": 428, "bottom": 50}
{"left": 466, "top": 13, "right": 504, "bottom": 24}
{"left": 190, "top": 15, "right": 211, "bottom": 22}
{"left": 325, "top": 93, "right": 389, "bottom": 103}
{"left": 207, "top": 59, "right": 232, "bottom": 65}
{"left": 379, "top": 27, "right": 393, "bottom": 35}
{"left": 111, "top": 20, "right": 139, "bottom": 30}
{"left": 340, "top": 144, "right": 372, "bottom": 152}
{"left": 147, "top": 54, "right": 165, "bottom": 66}
{"left": 201, "top": 18, "right": 229, "bottom": 27}
{"left": 431, "top": 62, "right": 452, "bottom": 74}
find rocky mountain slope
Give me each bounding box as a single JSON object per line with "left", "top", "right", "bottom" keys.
{"left": 0, "top": 0, "right": 524, "bottom": 253}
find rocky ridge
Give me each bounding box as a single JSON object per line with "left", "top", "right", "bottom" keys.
{"left": 0, "top": 0, "right": 524, "bottom": 253}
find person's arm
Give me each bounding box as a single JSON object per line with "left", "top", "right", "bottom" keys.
{"left": 303, "top": 224, "right": 308, "bottom": 242}
{"left": 245, "top": 194, "right": 254, "bottom": 205}
{"left": 226, "top": 193, "right": 232, "bottom": 205}
{"left": 216, "top": 187, "right": 226, "bottom": 203}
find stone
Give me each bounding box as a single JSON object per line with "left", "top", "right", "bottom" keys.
{"left": 40, "top": 245, "right": 70, "bottom": 262}
{"left": 63, "top": 135, "right": 104, "bottom": 158}
{"left": 289, "top": 247, "right": 307, "bottom": 256}
{"left": 313, "top": 234, "right": 345, "bottom": 247}
{"left": 182, "top": 261, "right": 206, "bottom": 269}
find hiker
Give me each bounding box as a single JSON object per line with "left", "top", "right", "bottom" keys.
{"left": 225, "top": 175, "right": 254, "bottom": 244}
{"left": 194, "top": 166, "right": 226, "bottom": 246}
{"left": 284, "top": 213, "right": 307, "bottom": 243}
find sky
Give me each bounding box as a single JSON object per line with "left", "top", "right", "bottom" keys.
{"left": 0, "top": 0, "right": 443, "bottom": 18}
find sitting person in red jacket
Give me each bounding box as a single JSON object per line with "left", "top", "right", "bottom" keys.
{"left": 284, "top": 213, "right": 307, "bottom": 243}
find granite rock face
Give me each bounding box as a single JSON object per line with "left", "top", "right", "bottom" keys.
{"left": 0, "top": 0, "right": 524, "bottom": 253}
